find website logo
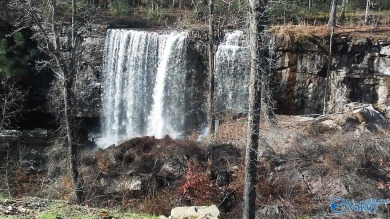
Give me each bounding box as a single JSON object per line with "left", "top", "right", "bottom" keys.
{"left": 330, "top": 197, "right": 346, "bottom": 214}
{"left": 330, "top": 197, "right": 390, "bottom": 214}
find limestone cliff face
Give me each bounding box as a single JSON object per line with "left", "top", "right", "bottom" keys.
{"left": 274, "top": 38, "right": 390, "bottom": 116}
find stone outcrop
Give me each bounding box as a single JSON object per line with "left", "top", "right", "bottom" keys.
{"left": 74, "top": 24, "right": 107, "bottom": 118}
{"left": 83, "top": 136, "right": 207, "bottom": 197}
{"left": 170, "top": 205, "right": 220, "bottom": 219}
{"left": 76, "top": 136, "right": 244, "bottom": 209}
{"left": 274, "top": 37, "right": 390, "bottom": 116}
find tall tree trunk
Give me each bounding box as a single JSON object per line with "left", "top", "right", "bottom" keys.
{"left": 261, "top": 33, "right": 276, "bottom": 126}
{"left": 324, "top": 0, "right": 337, "bottom": 115}
{"left": 262, "top": 72, "right": 276, "bottom": 126}
{"left": 244, "top": 0, "right": 264, "bottom": 218}
{"left": 328, "top": 0, "right": 338, "bottom": 26}
{"left": 5, "top": 143, "right": 11, "bottom": 198}
{"left": 64, "top": 78, "right": 83, "bottom": 204}
{"left": 68, "top": 0, "right": 83, "bottom": 205}
{"left": 323, "top": 26, "right": 334, "bottom": 115}
{"left": 340, "top": 0, "right": 347, "bottom": 23}
{"left": 364, "top": 0, "right": 370, "bottom": 25}
{"left": 208, "top": 0, "right": 215, "bottom": 135}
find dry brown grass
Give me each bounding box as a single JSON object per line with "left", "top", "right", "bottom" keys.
{"left": 58, "top": 174, "right": 74, "bottom": 201}
{"left": 211, "top": 114, "right": 390, "bottom": 217}
{"left": 215, "top": 118, "right": 247, "bottom": 143}
{"left": 270, "top": 24, "right": 330, "bottom": 43}
{"left": 139, "top": 188, "right": 177, "bottom": 216}
{"left": 95, "top": 149, "right": 115, "bottom": 172}
{"left": 281, "top": 132, "right": 390, "bottom": 217}
{"left": 270, "top": 24, "right": 390, "bottom": 45}
{"left": 336, "top": 25, "right": 390, "bottom": 40}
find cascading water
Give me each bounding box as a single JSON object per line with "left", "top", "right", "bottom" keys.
{"left": 215, "top": 30, "right": 249, "bottom": 115}
{"left": 98, "top": 29, "right": 196, "bottom": 147}
{"left": 147, "top": 33, "right": 188, "bottom": 138}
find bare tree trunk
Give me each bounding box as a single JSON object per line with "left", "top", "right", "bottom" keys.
{"left": 208, "top": 0, "right": 215, "bottom": 135}
{"left": 364, "top": 0, "right": 370, "bottom": 25}
{"left": 262, "top": 74, "right": 276, "bottom": 126}
{"left": 49, "top": 0, "right": 60, "bottom": 51}
{"left": 5, "top": 143, "right": 11, "bottom": 198}
{"left": 328, "top": 0, "right": 338, "bottom": 26}
{"left": 324, "top": 4, "right": 337, "bottom": 115}
{"left": 68, "top": 0, "right": 83, "bottom": 205}
{"left": 244, "top": 0, "right": 264, "bottom": 218}
{"left": 261, "top": 33, "right": 277, "bottom": 127}
{"left": 63, "top": 79, "right": 83, "bottom": 204}
{"left": 340, "top": 0, "right": 347, "bottom": 23}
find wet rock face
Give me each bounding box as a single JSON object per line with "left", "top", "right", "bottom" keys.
{"left": 274, "top": 40, "right": 390, "bottom": 115}
{"left": 74, "top": 24, "right": 107, "bottom": 118}
{"left": 274, "top": 51, "right": 327, "bottom": 115}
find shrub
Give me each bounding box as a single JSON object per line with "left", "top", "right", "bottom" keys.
{"left": 179, "top": 160, "right": 216, "bottom": 205}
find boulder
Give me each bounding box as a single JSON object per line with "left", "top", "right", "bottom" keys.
{"left": 320, "top": 119, "right": 341, "bottom": 130}
{"left": 101, "top": 176, "right": 142, "bottom": 193}
{"left": 170, "top": 205, "right": 220, "bottom": 219}
{"left": 376, "top": 57, "right": 390, "bottom": 75}
{"left": 353, "top": 105, "right": 389, "bottom": 131}
{"left": 380, "top": 45, "right": 390, "bottom": 56}
{"left": 256, "top": 205, "right": 282, "bottom": 219}
{"left": 20, "top": 149, "right": 46, "bottom": 173}
{"left": 157, "top": 158, "right": 185, "bottom": 181}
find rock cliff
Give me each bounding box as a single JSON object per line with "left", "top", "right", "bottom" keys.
{"left": 274, "top": 36, "right": 390, "bottom": 116}
{"left": 74, "top": 24, "right": 107, "bottom": 118}
{"left": 56, "top": 27, "right": 390, "bottom": 126}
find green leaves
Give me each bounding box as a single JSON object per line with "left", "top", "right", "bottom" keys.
{"left": 0, "top": 38, "right": 12, "bottom": 76}
{"left": 13, "top": 32, "right": 25, "bottom": 47}
{"left": 109, "top": 0, "right": 131, "bottom": 16}
{"left": 0, "top": 32, "right": 38, "bottom": 77}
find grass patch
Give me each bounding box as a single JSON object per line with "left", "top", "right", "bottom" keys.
{"left": 0, "top": 198, "right": 161, "bottom": 219}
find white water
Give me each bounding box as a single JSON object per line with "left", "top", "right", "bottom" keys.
{"left": 215, "top": 30, "right": 249, "bottom": 115}
{"left": 147, "top": 33, "right": 187, "bottom": 138}
{"left": 98, "top": 29, "right": 190, "bottom": 148}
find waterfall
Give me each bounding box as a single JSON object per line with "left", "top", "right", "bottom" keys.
{"left": 98, "top": 29, "right": 193, "bottom": 147}
{"left": 215, "top": 30, "right": 249, "bottom": 115}
{"left": 147, "top": 33, "right": 187, "bottom": 138}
